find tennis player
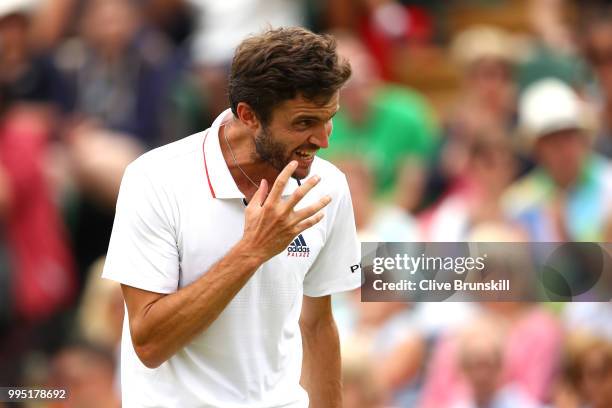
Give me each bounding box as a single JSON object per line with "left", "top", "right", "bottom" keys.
{"left": 102, "top": 27, "right": 361, "bottom": 407}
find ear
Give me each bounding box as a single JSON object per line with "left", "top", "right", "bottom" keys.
{"left": 235, "top": 102, "right": 261, "bottom": 132}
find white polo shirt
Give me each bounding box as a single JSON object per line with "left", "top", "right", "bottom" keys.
{"left": 102, "top": 110, "right": 361, "bottom": 407}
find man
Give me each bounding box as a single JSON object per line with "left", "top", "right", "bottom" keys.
{"left": 102, "top": 27, "right": 361, "bottom": 407}
{"left": 504, "top": 78, "right": 612, "bottom": 241}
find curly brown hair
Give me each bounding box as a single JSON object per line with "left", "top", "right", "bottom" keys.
{"left": 228, "top": 27, "right": 351, "bottom": 125}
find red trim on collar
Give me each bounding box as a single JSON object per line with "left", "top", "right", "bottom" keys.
{"left": 202, "top": 132, "right": 216, "bottom": 198}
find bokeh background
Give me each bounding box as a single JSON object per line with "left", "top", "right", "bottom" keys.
{"left": 0, "top": 0, "right": 612, "bottom": 407}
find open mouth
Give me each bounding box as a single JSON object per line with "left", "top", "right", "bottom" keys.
{"left": 293, "top": 150, "right": 317, "bottom": 166}
{"left": 294, "top": 150, "right": 316, "bottom": 159}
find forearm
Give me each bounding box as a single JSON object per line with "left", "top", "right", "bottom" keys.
{"left": 300, "top": 316, "right": 342, "bottom": 408}
{"left": 129, "top": 241, "right": 263, "bottom": 368}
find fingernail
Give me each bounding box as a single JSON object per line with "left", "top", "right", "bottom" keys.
{"left": 325, "top": 195, "right": 332, "bottom": 203}
{"left": 291, "top": 160, "right": 298, "bottom": 167}
{"left": 314, "top": 175, "right": 321, "bottom": 182}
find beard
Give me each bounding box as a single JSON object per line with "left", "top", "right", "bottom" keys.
{"left": 253, "top": 125, "right": 319, "bottom": 180}
{"left": 253, "top": 125, "right": 292, "bottom": 172}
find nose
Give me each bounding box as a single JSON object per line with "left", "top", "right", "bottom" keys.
{"left": 308, "top": 121, "right": 332, "bottom": 149}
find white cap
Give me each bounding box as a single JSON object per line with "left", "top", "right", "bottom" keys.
{"left": 519, "top": 78, "right": 588, "bottom": 142}
{"left": 0, "top": 0, "right": 38, "bottom": 19}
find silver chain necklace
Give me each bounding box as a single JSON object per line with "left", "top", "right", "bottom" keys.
{"left": 222, "top": 123, "right": 261, "bottom": 190}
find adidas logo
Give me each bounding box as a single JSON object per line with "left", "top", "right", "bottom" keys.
{"left": 287, "top": 234, "right": 310, "bottom": 257}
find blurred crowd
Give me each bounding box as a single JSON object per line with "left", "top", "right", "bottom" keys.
{"left": 0, "top": 0, "right": 611, "bottom": 407}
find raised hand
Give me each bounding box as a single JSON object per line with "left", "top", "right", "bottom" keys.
{"left": 241, "top": 161, "right": 331, "bottom": 263}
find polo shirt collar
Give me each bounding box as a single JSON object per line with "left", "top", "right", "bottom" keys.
{"left": 202, "top": 109, "right": 302, "bottom": 199}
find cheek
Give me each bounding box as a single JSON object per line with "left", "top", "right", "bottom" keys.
{"left": 557, "top": 140, "right": 587, "bottom": 163}
{"left": 267, "top": 126, "right": 297, "bottom": 150}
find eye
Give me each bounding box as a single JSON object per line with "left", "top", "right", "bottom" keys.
{"left": 295, "top": 119, "right": 313, "bottom": 129}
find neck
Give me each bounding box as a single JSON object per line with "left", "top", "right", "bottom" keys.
{"left": 473, "top": 383, "right": 499, "bottom": 408}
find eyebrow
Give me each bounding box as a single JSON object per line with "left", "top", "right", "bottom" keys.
{"left": 293, "top": 110, "right": 339, "bottom": 122}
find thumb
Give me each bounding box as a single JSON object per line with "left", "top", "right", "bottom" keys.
{"left": 249, "top": 179, "right": 268, "bottom": 207}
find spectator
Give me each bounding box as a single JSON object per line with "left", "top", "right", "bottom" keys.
{"left": 341, "top": 299, "right": 426, "bottom": 407}
{"left": 46, "top": 342, "right": 120, "bottom": 408}
{"left": 319, "top": 33, "right": 438, "bottom": 198}
{"left": 0, "top": 107, "right": 76, "bottom": 322}
{"left": 451, "top": 318, "right": 542, "bottom": 408}
{"left": 0, "top": 0, "right": 60, "bottom": 106}
{"left": 560, "top": 334, "right": 612, "bottom": 408}
{"left": 342, "top": 340, "right": 388, "bottom": 408}
{"left": 53, "top": 0, "right": 171, "bottom": 147}
{"left": 421, "top": 129, "right": 520, "bottom": 241}
{"left": 420, "top": 303, "right": 562, "bottom": 407}
{"left": 504, "top": 78, "right": 612, "bottom": 241}
{"left": 51, "top": 0, "right": 162, "bottom": 279}
{"left": 0, "top": 106, "right": 77, "bottom": 385}
{"left": 518, "top": 0, "right": 586, "bottom": 91}
{"left": 433, "top": 25, "right": 520, "bottom": 194}
{"left": 62, "top": 118, "right": 142, "bottom": 284}
{"left": 582, "top": 8, "right": 612, "bottom": 159}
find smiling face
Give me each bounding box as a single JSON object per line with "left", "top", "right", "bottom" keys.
{"left": 251, "top": 93, "right": 339, "bottom": 179}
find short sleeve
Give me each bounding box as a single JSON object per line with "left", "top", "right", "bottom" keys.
{"left": 303, "top": 175, "right": 362, "bottom": 297}
{"left": 102, "top": 163, "right": 179, "bottom": 294}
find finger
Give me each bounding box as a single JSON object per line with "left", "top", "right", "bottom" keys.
{"left": 292, "top": 195, "right": 331, "bottom": 223}
{"left": 283, "top": 174, "right": 321, "bottom": 211}
{"left": 294, "top": 211, "right": 325, "bottom": 234}
{"left": 267, "top": 161, "right": 298, "bottom": 204}
{"left": 248, "top": 179, "right": 268, "bottom": 207}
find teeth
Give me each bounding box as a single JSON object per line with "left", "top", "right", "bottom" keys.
{"left": 296, "top": 151, "right": 314, "bottom": 158}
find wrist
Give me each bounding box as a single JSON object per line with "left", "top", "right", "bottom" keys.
{"left": 233, "top": 239, "right": 268, "bottom": 268}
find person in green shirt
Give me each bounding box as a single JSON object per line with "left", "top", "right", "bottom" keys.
{"left": 319, "top": 34, "right": 438, "bottom": 197}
